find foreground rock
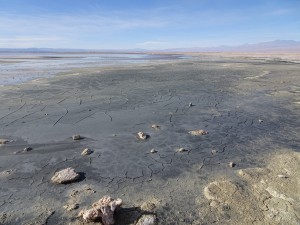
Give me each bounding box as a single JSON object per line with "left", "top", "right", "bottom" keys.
{"left": 80, "top": 195, "right": 122, "bottom": 225}
{"left": 51, "top": 168, "right": 80, "bottom": 184}
{"left": 188, "top": 129, "right": 208, "bottom": 136}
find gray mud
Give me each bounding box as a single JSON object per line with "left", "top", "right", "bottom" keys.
{"left": 0, "top": 54, "right": 300, "bottom": 224}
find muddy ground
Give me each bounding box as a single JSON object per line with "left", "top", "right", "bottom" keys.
{"left": 0, "top": 54, "right": 300, "bottom": 224}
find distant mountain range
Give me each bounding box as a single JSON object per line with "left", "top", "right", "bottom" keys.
{"left": 0, "top": 40, "right": 300, "bottom": 53}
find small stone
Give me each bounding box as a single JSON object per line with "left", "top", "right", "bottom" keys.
{"left": 141, "top": 202, "right": 156, "bottom": 212}
{"left": 258, "top": 119, "right": 263, "bottom": 123}
{"left": 81, "top": 148, "right": 93, "bottom": 156}
{"left": 151, "top": 124, "right": 160, "bottom": 130}
{"left": 72, "top": 134, "right": 81, "bottom": 140}
{"left": 0, "top": 139, "right": 9, "bottom": 145}
{"left": 228, "top": 162, "right": 236, "bottom": 168}
{"left": 63, "top": 203, "right": 79, "bottom": 211}
{"left": 136, "top": 215, "right": 157, "bottom": 225}
{"left": 176, "top": 147, "right": 188, "bottom": 153}
{"left": 51, "top": 167, "right": 80, "bottom": 184}
{"left": 189, "top": 129, "right": 208, "bottom": 136}
{"left": 211, "top": 149, "right": 218, "bottom": 155}
{"left": 150, "top": 149, "right": 157, "bottom": 153}
{"left": 278, "top": 174, "right": 288, "bottom": 178}
{"left": 137, "top": 132, "right": 149, "bottom": 140}
{"left": 23, "top": 147, "right": 32, "bottom": 152}
{"left": 188, "top": 102, "right": 194, "bottom": 107}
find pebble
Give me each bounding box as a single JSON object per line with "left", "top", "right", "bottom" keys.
{"left": 176, "top": 147, "right": 188, "bottom": 153}
{"left": 81, "top": 148, "right": 93, "bottom": 156}
{"left": 189, "top": 129, "right": 208, "bottom": 136}
{"left": 188, "top": 102, "right": 194, "bottom": 107}
{"left": 211, "top": 149, "right": 218, "bottom": 155}
{"left": 151, "top": 124, "right": 160, "bottom": 130}
{"left": 150, "top": 149, "right": 157, "bottom": 153}
{"left": 137, "top": 132, "right": 149, "bottom": 140}
{"left": 72, "top": 134, "right": 81, "bottom": 140}
{"left": 51, "top": 167, "right": 81, "bottom": 184}
{"left": 278, "top": 174, "right": 288, "bottom": 178}
{"left": 0, "top": 139, "right": 9, "bottom": 145}
{"left": 23, "top": 147, "right": 32, "bottom": 152}
{"left": 228, "top": 162, "right": 236, "bottom": 168}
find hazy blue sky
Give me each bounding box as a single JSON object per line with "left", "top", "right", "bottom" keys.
{"left": 0, "top": 0, "right": 299, "bottom": 49}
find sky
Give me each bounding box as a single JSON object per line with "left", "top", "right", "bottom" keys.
{"left": 0, "top": 0, "right": 299, "bottom": 49}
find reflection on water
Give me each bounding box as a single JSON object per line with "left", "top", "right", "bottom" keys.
{"left": 0, "top": 52, "right": 187, "bottom": 85}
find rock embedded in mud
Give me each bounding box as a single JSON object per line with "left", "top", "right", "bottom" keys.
{"left": 81, "top": 148, "right": 93, "bottom": 156}
{"left": 81, "top": 195, "right": 122, "bottom": 225}
{"left": 151, "top": 124, "right": 160, "bottom": 130}
{"left": 228, "top": 162, "right": 236, "bottom": 168}
{"left": 278, "top": 174, "right": 288, "bottom": 178}
{"left": 23, "top": 147, "right": 32, "bottom": 152}
{"left": 51, "top": 167, "right": 80, "bottom": 184}
{"left": 72, "top": 134, "right": 81, "bottom": 140}
{"left": 136, "top": 215, "right": 157, "bottom": 225}
{"left": 188, "top": 102, "right": 194, "bottom": 107}
{"left": 176, "top": 147, "right": 188, "bottom": 153}
{"left": 0, "top": 139, "right": 9, "bottom": 145}
{"left": 188, "top": 129, "right": 208, "bottom": 136}
{"left": 137, "top": 132, "right": 149, "bottom": 140}
{"left": 150, "top": 149, "right": 157, "bottom": 153}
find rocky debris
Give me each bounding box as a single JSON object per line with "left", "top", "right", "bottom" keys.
{"left": 151, "top": 124, "right": 160, "bottom": 130}
{"left": 72, "top": 134, "right": 81, "bottom": 140}
{"left": 63, "top": 203, "right": 79, "bottom": 211}
{"left": 23, "top": 147, "right": 32, "bottom": 152}
{"left": 258, "top": 119, "right": 263, "bottom": 123}
{"left": 141, "top": 201, "right": 156, "bottom": 212}
{"left": 136, "top": 215, "right": 157, "bottom": 225}
{"left": 228, "top": 162, "right": 236, "bottom": 168}
{"left": 0, "top": 139, "right": 9, "bottom": 145}
{"left": 80, "top": 195, "right": 122, "bottom": 225}
{"left": 188, "top": 129, "right": 208, "bottom": 136}
{"left": 81, "top": 148, "right": 93, "bottom": 156}
{"left": 137, "top": 132, "right": 149, "bottom": 140}
{"left": 176, "top": 147, "right": 188, "bottom": 153}
{"left": 51, "top": 168, "right": 80, "bottom": 184}
{"left": 150, "top": 149, "right": 157, "bottom": 154}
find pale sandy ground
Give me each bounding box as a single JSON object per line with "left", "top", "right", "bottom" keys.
{"left": 0, "top": 53, "right": 300, "bottom": 225}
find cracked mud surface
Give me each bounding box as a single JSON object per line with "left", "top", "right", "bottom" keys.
{"left": 0, "top": 54, "right": 300, "bottom": 224}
